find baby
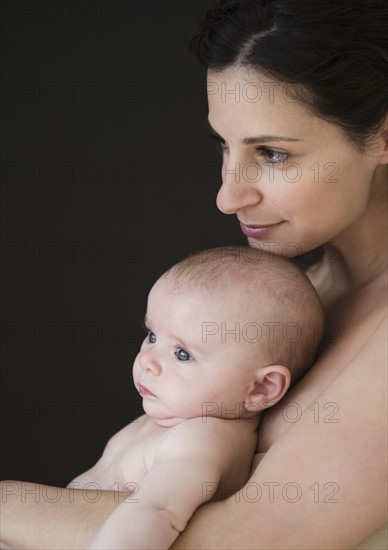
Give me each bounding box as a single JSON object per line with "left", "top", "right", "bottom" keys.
{"left": 69, "top": 246, "right": 324, "bottom": 550}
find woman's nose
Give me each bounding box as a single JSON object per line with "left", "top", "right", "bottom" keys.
{"left": 139, "top": 350, "right": 162, "bottom": 376}
{"left": 216, "top": 156, "right": 263, "bottom": 215}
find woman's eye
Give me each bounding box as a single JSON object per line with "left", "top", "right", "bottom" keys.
{"left": 147, "top": 331, "right": 156, "bottom": 344}
{"left": 259, "top": 148, "right": 289, "bottom": 165}
{"left": 175, "top": 348, "right": 192, "bottom": 362}
{"left": 209, "top": 133, "right": 288, "bottom": 165}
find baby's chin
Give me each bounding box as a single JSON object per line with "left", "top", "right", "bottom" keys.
{"left": 142, "top": 400, "right": 255, "bottom": 426}
{"left": 140, "top": 401, "right": 189, "bottom": 427}
{"left": 141, "top": 398, "right": 207, "bottom": 426}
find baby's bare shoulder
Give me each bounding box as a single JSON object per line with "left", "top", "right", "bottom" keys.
{"left": 156, "top": 416, "right": 258, "bottom": 467}
{"left": 149, "top": 417, "right": 259, "bottom": 487}
{"left": 101, "top": 413, "right": 149, "bottom": 457}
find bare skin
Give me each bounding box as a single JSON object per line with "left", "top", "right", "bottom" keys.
{"left": 1, "top": 68, "right": 387, "bottom": 549}
{"left": 1, "top": 267, "right": 385, "bottom": 550}
{"left": 170, "top": 70, "right": 388, "bottom": 549}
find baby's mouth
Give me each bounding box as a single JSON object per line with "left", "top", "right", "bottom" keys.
{"left": 139, "top": 384, "right": 156, "bottom": 397}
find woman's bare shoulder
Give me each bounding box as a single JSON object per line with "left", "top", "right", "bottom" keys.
{"left": 174, "top": 317, "right": 387, "bottom": 549}
{"left": 258, "top": 298, "right": 387, "bottom": 451}
{"left": 256, "top": 319, "right": 387, "bottom": 547}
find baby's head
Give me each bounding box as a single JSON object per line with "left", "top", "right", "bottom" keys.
{"left": 133, "top": 246, "right": 324, "bottom": 427}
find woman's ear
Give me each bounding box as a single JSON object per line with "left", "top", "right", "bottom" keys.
{"left": 374, "top": 116, "right": 388, "bottom": 165}
{"left": 244, "top": 365, "right": 291, "bottom": 414}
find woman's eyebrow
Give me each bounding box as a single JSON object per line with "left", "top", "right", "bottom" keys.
{"left": 207, "top": 120, "right": 301, "bottom": 144}
{"left": 242, "top": 135, "right": 301, "bottom": 144}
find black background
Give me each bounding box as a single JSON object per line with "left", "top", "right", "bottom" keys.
{"left": 1, "top": 0, "right": 245, "bottom": 486}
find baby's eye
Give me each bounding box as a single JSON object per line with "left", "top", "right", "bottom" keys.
{"left": 175, "top": 348, "right": 192, "bottom": 362}
{"left": 148, "top": 331, "right": 156, "bottom": 344}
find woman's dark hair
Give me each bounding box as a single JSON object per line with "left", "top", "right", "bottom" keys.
{"left": 188, "top": 0, "right": 388, "bottom": 151}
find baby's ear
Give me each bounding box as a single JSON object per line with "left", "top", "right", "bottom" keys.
{"left": 244, "top": 365, "right": 291, "bottom": 414}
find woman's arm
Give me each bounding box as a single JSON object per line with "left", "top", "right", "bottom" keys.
{"left": 0, "top": 482, "right": 132, "bottom": 550}
{"left": 172, "top": 316, "right": 387, "bottom": 550}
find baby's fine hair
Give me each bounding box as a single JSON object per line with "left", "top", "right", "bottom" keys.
{"left": 164, "top": 246, "right": 324, "bottom": 385}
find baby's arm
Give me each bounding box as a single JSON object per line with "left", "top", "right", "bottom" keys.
{"left": 89, "top": 417, "right": 245, "bottom": 550}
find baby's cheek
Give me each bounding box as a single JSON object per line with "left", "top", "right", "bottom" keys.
{"left": 167, "top": 386, "right": 196, "bottom": 413}
{"left": 132, "top": 358, "right": 141, "bottom": 380}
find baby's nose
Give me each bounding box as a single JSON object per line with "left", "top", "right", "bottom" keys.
{"left": 139, "top": 350, "right": 162, "bottom": 376}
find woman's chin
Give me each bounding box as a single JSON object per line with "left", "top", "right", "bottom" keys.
{"left": 247, "top": 236, "right": 319, "bottom": 260}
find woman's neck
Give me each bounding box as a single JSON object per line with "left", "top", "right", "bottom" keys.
{"left": 328, "top": 164, "right": 387, "bottom": 290}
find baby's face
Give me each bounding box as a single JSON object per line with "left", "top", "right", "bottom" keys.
{"left": 132, "top": 277, "right": 260, "bottom": 427}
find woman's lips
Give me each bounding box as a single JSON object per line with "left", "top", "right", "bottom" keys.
{"left": 139, "top": 384, "right": 156, "bottom": 397}
{"left": 239, "top": 221, "right": 284, "bottom": 238}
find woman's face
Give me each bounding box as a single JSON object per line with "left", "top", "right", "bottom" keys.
{"left": 207, "top": 66, "right": 382, "bottom": 257}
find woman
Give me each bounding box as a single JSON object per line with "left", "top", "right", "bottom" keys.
{"left": 1, "top": 0, "right": 387, "bottom": 548}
